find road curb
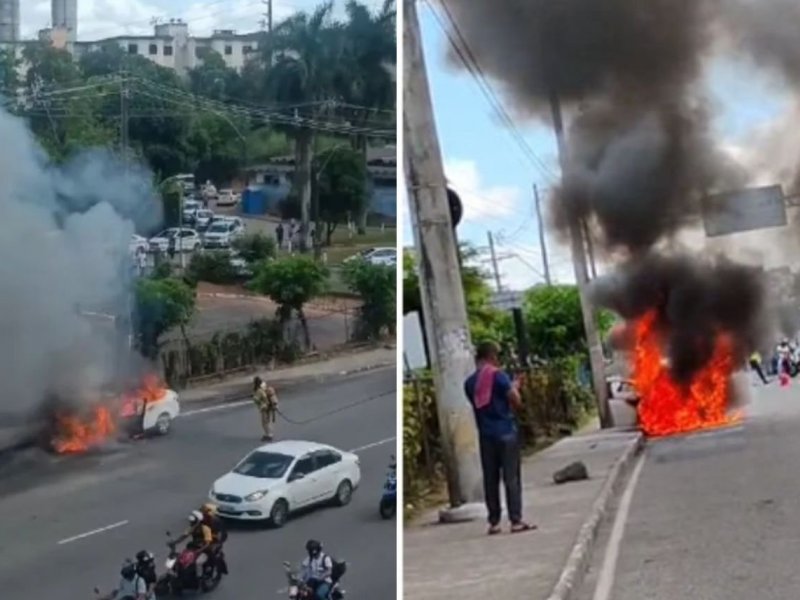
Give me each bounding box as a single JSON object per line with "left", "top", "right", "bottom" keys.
{"left": 545, "top": 432, "right": 645, "bottom": 600}
{"left": 182, "top": 359, "right": 396, "bottom": 405}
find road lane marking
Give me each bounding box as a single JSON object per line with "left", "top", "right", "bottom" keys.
{"left": 57, "top": 520, "right": 129, "bottom": 545}
{"left": 180, "top": 399, "right": 251, "bottom": 417}
{"left": 592, "top": 452, "right": 646, "bottom": 600}
{"left": 349, "top": 437, "right": 396, "bottom": 453}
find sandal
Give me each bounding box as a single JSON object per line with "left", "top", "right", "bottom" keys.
{"left": 487, "top": 525, "right": 502, "bottom": 535}
{"left": 510, "top": 522, "right": 537, "bottom": 534}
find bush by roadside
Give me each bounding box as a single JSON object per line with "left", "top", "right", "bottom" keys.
{"left": 403, "top": 357, "right": 596, "bottom": 518}
{"left": 342, "top": 259, "right": 396, "bottom": 341}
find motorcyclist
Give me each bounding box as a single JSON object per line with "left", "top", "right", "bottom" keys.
{"left": 200, "top": 503, "right": 228, "bottom": 574}
{"left": 134, "top": 550, "right": 158, "bottom": 600}
{"left": 97, "top": 559, "right": 147, "bottom": 600}
{"left": 173, "top": 511, "right": 213, "bottom": 579}
{"left": 300, "top": 539, "right": 334, "bottom": 600}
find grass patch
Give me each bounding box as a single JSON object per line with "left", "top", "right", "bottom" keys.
{"left": 324, "top": 226, "right": 396, "bottom": 265}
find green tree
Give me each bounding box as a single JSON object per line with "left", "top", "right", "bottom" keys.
{"left": 0, "top": 48, "right": 20, "bottom": 102}
{"left": 522, "top": 285, "right": 615, "bottom": 358}
{"left": 263, "top": 2, "right": 344, "bottom": 250}
{"left": 186, "top": 252, "right": 239, "bottom": 285}
{"left": 342, "top": 260, "right": 395, "bottom": 340}
{"left": 340, "top": 0, "right": 396, "bottom": 233}
{"left": 188, "top": 48, "right": 242, "bottom": 101}
{"left": 232, "top": 232, "right": 277, "bottom": 264}
{"left": 134, "top": 277, "right": 196, "bottom": 360}
{"left": 251, "top": 256, "right": 329, "bottom": 349}
{"left": 403, "top": 245, "right": 505, "bottom": 343}
{"left": 161, "top": 182, "right": 182, "bottom": 228}
{"left": 314, "top": 146, "right": 367, "bottom": 246}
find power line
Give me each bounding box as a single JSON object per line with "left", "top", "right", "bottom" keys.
{"left": 424, "top": 0, "right": 557, "bottom": 183}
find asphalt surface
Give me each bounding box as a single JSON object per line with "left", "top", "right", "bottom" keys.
{"left": 578, "top": 381, "right": 800, "bottom": 600}
{"left": 0, "top": 368, "right": 397, "bottom": 600}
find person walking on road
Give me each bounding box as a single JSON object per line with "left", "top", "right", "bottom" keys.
{"left": 749, "top": 351, "right": 768, "bottom": 385}
{"left": 276, "top": 222, "right": 285, "bottom": 250}
{"left": 465, "top": 341, "right": 536, "bottom": 536}
{"left": 253, "top": 376, "right": 278, "bottom": 441}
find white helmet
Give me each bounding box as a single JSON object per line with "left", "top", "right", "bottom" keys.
{"left": 188, "top": 510, "right": 203, "bottom": 525}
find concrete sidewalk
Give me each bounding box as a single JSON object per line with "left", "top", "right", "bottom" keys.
{"left": 179, "top": 344, "right": 396, "bottom": 403}
{"left": 404, "top": 427, "right": 643, "bottom": 600}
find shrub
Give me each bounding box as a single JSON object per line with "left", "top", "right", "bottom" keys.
{"left": 186, "top": 252, "right": 238, "bottom": 285}
{"left": 232, "top": 233, "right": 277, "bottom": 264}
{"left": 342, "top": 259, "right": 395, "bottom": 341}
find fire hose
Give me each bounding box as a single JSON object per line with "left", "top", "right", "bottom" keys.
{"left": 271, "top": 389, "right": 396, "bottom": 425}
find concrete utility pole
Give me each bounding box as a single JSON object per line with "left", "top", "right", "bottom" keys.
{"left": 404, "top": 0, "right": 483, "bottom": 518}
{"left": 533, "top": 184, "right": 552, "bottom": 285}
{"left": 548, "top": 91, "right": 611, "bottom": 428}
{"left": 487, "top": 231, "right": 503, "bottom": 292}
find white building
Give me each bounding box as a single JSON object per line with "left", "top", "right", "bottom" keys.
{"left": 52, "top": 0, "right": 77, "bottom": 42}
{"left": 72, "top": 20, "right": 261, "bottom": 75}
{"left": 0, "top": 0, "right": 19, "bottom": 43}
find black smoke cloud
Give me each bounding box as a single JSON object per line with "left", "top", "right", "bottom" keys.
{"left": 592, "top": 254, "right": 765, "bottom": 383}
{"left": 440, "top": 0, "right": 783, "bottom": 379}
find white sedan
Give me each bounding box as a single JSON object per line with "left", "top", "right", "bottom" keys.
{"left": 209, "top": 440, "right": 361, "bottom": 527}
{"left": 141, "top": 389, "right": 181, "bottom": 435}
{"left": 149, "top": 228, "right": 203, "bottom": 253}
{"left": 345, "top": 247, "right": 397, "bottom": 267}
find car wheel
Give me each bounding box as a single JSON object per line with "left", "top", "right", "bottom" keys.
{"left": 270, "top": 499, "right": 289, "bottom": 528}
{"left": 156, "top": 412, "right": 172, "bottom": 435}
{"left": 334, "top": 480, "right": 353, "bottom": 507}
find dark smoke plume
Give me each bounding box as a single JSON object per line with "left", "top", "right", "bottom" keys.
{"left": 440, "top": 0, "right": 781, "bottom": 380}
{"left": 592, "top": 254, "right": 765, "bottom": 383}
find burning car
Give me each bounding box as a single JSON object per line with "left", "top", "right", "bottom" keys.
{"left": 43, "top": 376, "right": 180, "bottom": 454}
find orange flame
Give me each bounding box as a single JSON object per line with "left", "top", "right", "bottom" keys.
{"left": 631, "top": 311, "right": 741, "bottom": 437}
{"left": 139, "top": 374, "right": 168, "bottom": 405}
{"left": 52, "top": 405, "right": 117, "bottom": 454}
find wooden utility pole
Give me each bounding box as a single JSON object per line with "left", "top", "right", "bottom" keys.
{"left": 487, "top": 231, "right": 503, "bottom": 292}
{"left": 533, "top": 184, "right": 552, "bottom": 285}
{"left": 404, "top": 0, "right": 483, "bottom": 515}
{"left": 548, "top": 90, "right": 611, "bottom": 427}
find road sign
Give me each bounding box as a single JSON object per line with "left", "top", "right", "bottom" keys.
{"left": 490, "top": 290, "right": 524, "bottom": 311}
{"left": 702, "top": 184, "right": 787, "bottom": 237}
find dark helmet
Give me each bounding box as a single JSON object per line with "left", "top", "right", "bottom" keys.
{"left": 305, "top": 539, "right": 322, "bottom": 556}
{"left": 136, "top": 550, "right": 154, "bottom": 565}
{"left": 120, "top": 559, "right": 136, "bottom": 580}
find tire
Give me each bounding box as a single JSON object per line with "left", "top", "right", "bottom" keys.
{"left": 200, "top": 564, "right": 222, "bottom": 592}
{"left": 156, "top": 412, "right": 172, "bottom": 435}
{"left": 334, "top": 480, "right": 353, "bottom": 507}
{"left": 379, "top": 498, "right": 396, "bottom": 520}
{"left": 270, "top": 499, "right": 289, "bottom": 528}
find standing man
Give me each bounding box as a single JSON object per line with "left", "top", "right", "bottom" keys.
{"left": 749, "top": 350, "right": 769, "bottom": 385}
{"left": 253, "top": 376, "right": 278, "bottom": 441}
{"left": 464, "top": 341, "right": 535, "bottom": 535}
{"left": 276, "top": 222, "right": 285, "bottom": 250}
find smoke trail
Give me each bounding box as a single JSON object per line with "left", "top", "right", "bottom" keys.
{"left": 441, "top": 0, "right": 777, "bottom": 379}
{"left": 0, "top": 107, "right": 161, "bottom": 425}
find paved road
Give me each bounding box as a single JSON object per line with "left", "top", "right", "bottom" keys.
{"left": 578, "top": 382, "right": 800, "bottom": 600}
{"left": 0, "top": 368, "right": 396, "bottom": 600}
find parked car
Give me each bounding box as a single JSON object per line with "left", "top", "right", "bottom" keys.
{"left": 203, "top": 220, "right": 244, "bottom": 249}
{"left": 229, "top": 250, "right": 253, "bottom": 278}
{"left": 192, "top": 209, "right": 215, "bottom": 230}
{"left": 209, "top": 440, "right": 361, "bottom": 527}
{"left": 216, "top": 189, "right": 240, "bottom": 207}
{"left": 344, "top": 247, "right": 397, "bottom": 266}
{"left": 149, "top": 228, "right": 203, "bottom": 253}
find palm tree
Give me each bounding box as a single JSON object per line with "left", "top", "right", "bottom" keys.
{"left": 264, "top": 2, "right": 344, "bottom": 251}
{"left": 340, "top": 0, "right": 397, "bottom": 234}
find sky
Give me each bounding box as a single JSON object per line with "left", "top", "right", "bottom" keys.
{"left": 19, "top": 0, "right": 384, "bottom": 40}
{"left": 403, "top": 2, "right": 793, "bottom": 292}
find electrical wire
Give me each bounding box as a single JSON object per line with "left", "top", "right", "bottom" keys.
{"left": 424, "top": 0, "right": 557, "bottom": 184}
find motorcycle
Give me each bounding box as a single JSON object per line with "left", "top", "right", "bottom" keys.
{"left": 379, "top": 456, "right": 396, "bottom": 520}
{"left": 154, "top": 532, "right": 225, "bottom": 596}
{"left": 282, "top": 560, "right": 346, "bottom": 600}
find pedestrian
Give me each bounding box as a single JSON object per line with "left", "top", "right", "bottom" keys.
{"left": 252, "top": 376, "right": 278, "bottom": 441}
{"left": 276, "top": 222, "right": 285, "bottom": 249}
{"left": 749, "top": 351, "right": 768, "bottom": 385}
{"left": 464, "top": 341, "right": 536, "bottom": 535}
